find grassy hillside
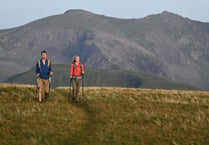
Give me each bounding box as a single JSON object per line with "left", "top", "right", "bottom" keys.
{"left": 5, "top": 64, "right": 198, "bottom": 90}
{"left": 0, "top": 84, "right": 209, "bottom": 145}
{"left": 0, "top": 60, "right": 29, "bottom": 82}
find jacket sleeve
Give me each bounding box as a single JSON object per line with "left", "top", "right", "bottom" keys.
{"left": 35, "top": 62, "right": 40, "bottom": 74}
{"left": 70, "top": 64, "right": 74, "bottom": 77}
{"left": 81, "top": 64, "right": 84, "bottom": 74}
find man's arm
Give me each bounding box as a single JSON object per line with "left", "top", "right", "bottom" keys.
{"left": 49, "top": 62, "right": 53, "bottom": 76}
{"left": 35, "top": 62, "right": 40, "bottom": 78}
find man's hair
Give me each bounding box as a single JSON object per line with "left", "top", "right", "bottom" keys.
{"left": 41, "top": 51, "right": 47, "bottom": 55}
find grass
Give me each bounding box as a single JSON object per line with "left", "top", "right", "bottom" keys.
{"left": 0, "top": 83, "right": 209, "bottom": 145}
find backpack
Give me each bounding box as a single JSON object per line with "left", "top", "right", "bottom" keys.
{"left": 38, "top": 59, "right": 51, "bottom": 71}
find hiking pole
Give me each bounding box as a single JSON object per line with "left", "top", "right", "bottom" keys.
{"left": 69, "top": 78, "right": 72, "bottom": 102}
{"left": 49, "top": 76, "right": 52, "bottom": 97}
{"left": 35, "top": 78, "right": 38, "bottom": 100}
{"left": 82, "top": 74, "right": 84, "bottom": 99}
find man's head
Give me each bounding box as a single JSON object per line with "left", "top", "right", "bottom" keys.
{"left": 41, "top": 51, "right": 47, "bottom": 60}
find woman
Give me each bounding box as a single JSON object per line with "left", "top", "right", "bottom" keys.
{"left": 70, "top": 56, "right": 84, "bottom": 103}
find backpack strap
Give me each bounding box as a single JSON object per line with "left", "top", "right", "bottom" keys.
{"left": 73, "top": 63, "right": 82, "bottom": 69}
{"left": 48, "top": 60, "right": 51, "bottom": 68}
{"left": 72, "top": 63, "right": 82, "bottom": 77}
{"left": 38, "top": 59, "right": 50, "bottom": 71}
{"left": 38, "top": 60, "right": 41, "bottom": 71}
{"left": 72, "top": 63, "right": 75, "bottom": 77}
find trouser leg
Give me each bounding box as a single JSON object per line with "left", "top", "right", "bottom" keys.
{"left": 72, "top": 79, "right": 76, "bottom": 101}
{"left": 38, "top": 78, "right": 43, "bottom": 102}
{"left": 43, "top": 79, "right": 49, "bottom": 99}
{"left": 75, "top": 79, "right": 81, "bottom": 101}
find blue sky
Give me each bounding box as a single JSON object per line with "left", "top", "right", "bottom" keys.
{"left": 0, "top": 0, "right": 209, "bottom": 29}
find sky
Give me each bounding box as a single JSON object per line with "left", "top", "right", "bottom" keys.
{"left": 0, "top": 0, "right": 209, "bottom": 29}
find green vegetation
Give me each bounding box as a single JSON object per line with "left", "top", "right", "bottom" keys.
{"left": 6, "top": 64, "right": 198, "bottom": 90}
{"left": 0, "top": 84, "right": 209, "bottom": 145}
{"left": 0, "top": 60, "right": 29, "bottom": 82}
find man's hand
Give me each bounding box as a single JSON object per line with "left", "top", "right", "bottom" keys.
{"left": 50, "top": 71, "right": 53, "bottom": 76}
{"left": 37, "top": 74, "right": 40, "bottom": 78}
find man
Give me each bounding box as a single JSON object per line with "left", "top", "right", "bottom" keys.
{"left": 70, "top": 56, "right": 84, "bottom": 103}
{"left": 35, "top": 51, "right": 53, "bottom": 103}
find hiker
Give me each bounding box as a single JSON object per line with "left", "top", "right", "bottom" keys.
{"left": 70, "top": 56, "right": 84, "bottom": 103}
{"left": 35, "top": 51, "right": 53, "bottom": 103}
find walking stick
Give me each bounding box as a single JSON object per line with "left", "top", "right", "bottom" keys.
{"left": 49, "top": 76, "right": 52, "bottom": 97}
{"left": 35, "top": 78, "right": 38, "bottom": 100}
{"left": 69, "top": 78, "right": 72, "bottom": 102}
{"left": 82, "top": 74, "right": 84, "bottom": 98}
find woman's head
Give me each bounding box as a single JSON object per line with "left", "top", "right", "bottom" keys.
{"left": 72, "top": 55, "right": 80, "bottom": 63}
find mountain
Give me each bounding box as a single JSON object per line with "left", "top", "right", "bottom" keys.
{"left": 1, "top": 9, "right": 209, "bottom": 89}
{"left": 5, "top": 64, "right": 198, "bottom": 90}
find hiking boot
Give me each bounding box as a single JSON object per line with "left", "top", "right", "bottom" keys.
{"left": 71, "top": 97, "right": 75, "bottom": 103}
{"left": 45, "top": 93, "right": 48, "bottom": 100}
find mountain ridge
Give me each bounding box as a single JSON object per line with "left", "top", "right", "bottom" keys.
{"left": 6, "top": 64, "right": 198, "bottom": 90}
{"left": 1, "top": 9, "right": 209, "bottom": 89}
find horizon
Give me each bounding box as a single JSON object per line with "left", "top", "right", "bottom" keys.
{"left": 0, "top": 9, "right": 207, "bottom": 30}
{"left": 0, "top": 0, "right": 209, "bottom": 29}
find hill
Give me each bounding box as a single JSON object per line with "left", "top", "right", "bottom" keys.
{"left": 0, "top": 84, "right": 209, "bottom": 144}
{"left": 1, "top": 10, "right": 209, "bottom": 89}
{"left": 5, "top": 64, "right": 198, "bottom": 90}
